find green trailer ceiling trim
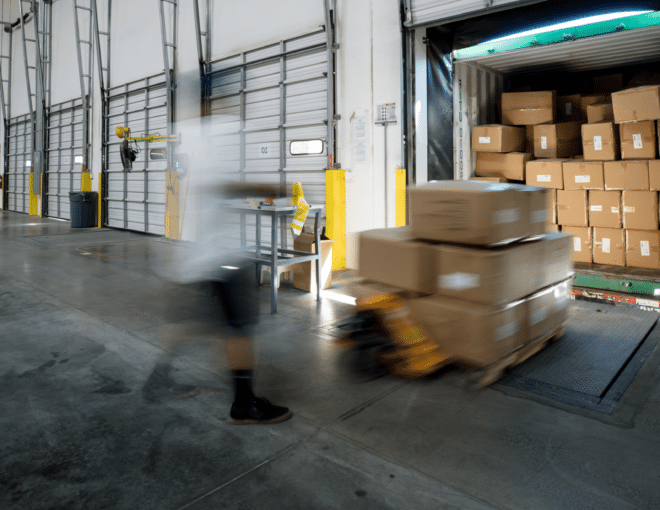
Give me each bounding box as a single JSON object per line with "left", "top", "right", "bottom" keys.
{"left": 573, "top": 272, "right": 660, "bottom": 298}
{"left": 453, "top": 11, "right": 660, "bottom": 61}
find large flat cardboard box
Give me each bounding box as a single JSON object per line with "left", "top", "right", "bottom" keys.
{"left": 603, "top": 160, "right": 649, "bottom": 191}
{"left": 557, "top": 189, "right": 588, "bottom": 227}
{"left": 588, "top": 190, "right": 621, "bottom": 228}
{"left": 540, "top": 232, "right": 573, "bottom": 289}
{"left": 548, "top": 189, "right": 557, "bottom": 224}
{"left": 582, "top": 123, "right": 620, "bottom": 161}
{"left": 563, "top": 161, "right": 604, "bottom": 190}
{"left": 519, "top": 187, "right": 550, "bottom": 237}
{"left": 502, "top": 91, "right": 555, "bottom": 125}
{"left": 526, "top": 159, "right": 566, "bottom": 189}
{"left": 562, "top": 226, "right": 592, "bottom": 263}
{"left": 533, "top": 122, "right": 582, "bottom": 158}
{"left": 622, "top": 191, "right": 660, "bottom": 230}
{"left": 475, "top": 152, "right": 532, "bottom": 181}
{"left": 626, "top": 229, "right": 660, "bottom": 269}
{"left": 407, "top": 296, "right": 527, "bottom": 368}
{"left": 612, "top": 86, "right": 660, "bottom": 123}
{"left": 557, "top": 94, "right": 583, "bottom": 122}
{"left": 293, "top": 232, "right": 333, "bottom": 292}
{"left": 408, "top": 181, "right": 531, "bottom": 245}
{"left": 620, "top": 121, "right": 657, "bottom": 160}
{"left": 358, "top": 227, "right": 435, "bottom": 294}
{"left": 593, "top": 73, "right": 623, "bottom": 94}
{"left": 587, "top": 103, "right": 614, "bottom": 124}
{"left": 580, "top": 94, "right": 612, "bottom": 119}
{"left": 526, "top": 281, "right": 570, "bottom": 343}
{"left": 593, "top": 227, "right": 625, "bottom": 266}
{"left": 650, "top": 160, "right": 660, "bottom": 191}
{"left": 472, "top": 125, "right": 525, "bottom": 152}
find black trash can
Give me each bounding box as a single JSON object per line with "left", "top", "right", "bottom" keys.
{"left": 69, "top": 191, "right": 98, "bottom": 228}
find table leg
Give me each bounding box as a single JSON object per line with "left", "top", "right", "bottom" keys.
{"left": 256, "top": 214, "right": 262, "bottom": 286}
{"left": 270, "top": 212, "right": 278, "bottom": 314}
{"left": 240, "top": 212, "right": 246, "bottom": 248}
{"left": 315, "top": 211, "right": 322, "bottom": 303}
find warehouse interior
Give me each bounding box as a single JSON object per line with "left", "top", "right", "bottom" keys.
{"left": 3, "top": 1, "right": 660, "bottom": 509}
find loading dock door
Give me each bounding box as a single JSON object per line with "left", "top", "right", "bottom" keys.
{"left": 45, "top": 98, "right": 85, "bottom": 220}
{"left": 6, "top": 114, "right": 33, "bottom": 214}
{"left": 404, "top": 0, "right": 542, "bottom": 28}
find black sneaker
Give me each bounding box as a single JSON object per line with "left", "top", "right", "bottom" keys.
{"left": 142, "top": 363, "right": 200, "bottom": 402}
{"left": 230, "top": 396, "right": 293, "bottom": 425}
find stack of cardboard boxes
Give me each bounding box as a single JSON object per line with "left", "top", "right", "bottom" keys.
{"left": 359, "top": 181, "right": 572, "bottom": 369}
{"left": 472, "top": 81, "right": 660, "bottom": 270}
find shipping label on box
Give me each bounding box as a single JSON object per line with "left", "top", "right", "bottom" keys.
{"left": 557, "top": 190, "right": 588, "bottom": 227}
{"left": 612, "top": 85, "right": 660, "bottom": 123}
{"left": 650, "top": 160, "right": 660, "bottom": 191}
{"left": 533, "top": 122, "right": 582, "bottom": 159}
{"left": 593, "top": 227, "right": 625, "bottom": 266}
{"left": 471, "top": 125, "right": 525, "bottom": 153}
{"left": 588, "top": 190, "right": 621, "bottom": 228}
{"left": 557, "top": 94, "right": 583, "bottom": 122}
{"left": 581, "top": 123, "right": 620, "bottom": 161}
{"left": 587, "top": 103, "right": 615, "bottom": 124}
{"left": 502, "top": 91, "right": 556, "bottom": 125}
{"left": 603, "top": 160, "right": 649, "bottom": 191}
{"left": 475, "top": 152, "right": 532, "bottom": 181}
{"left": 626, "top": 229, "right": 660, "bottom": 269}
{"left": 525, "top": 159, "right": 566, "bottom": 189}
{"left": 562, "top": 226, "right": 593, "bottom": 263}
{"left": 563, "top": 161, "right": 604, "bottom": 190}
{"left": 622, "top": 191, "right": 660, "bottom": 230}
{"left": 620, "top": 121, "right": 657, "bottom": 160}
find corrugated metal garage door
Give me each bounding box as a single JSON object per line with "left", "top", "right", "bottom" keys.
{"left": 404, "top": 0, "right": 539, "bottom": 28}
{"left": 206, "top": 29, "right": 329, "bottom": 211}
{"left": 104, "top": 74, "right": 168, "bottom": 235}
{"left": 45, "top": 98, "right": 85, "bottom": 220}
{"left": 6, "top": 114, "right": 33, "bottom": 214}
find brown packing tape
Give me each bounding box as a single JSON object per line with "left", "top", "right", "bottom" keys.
{"left": 557, "top": 205, "right": 569, "bottom": 210}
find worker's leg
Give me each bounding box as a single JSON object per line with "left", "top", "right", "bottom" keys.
{"left": 224, "top": 336, "right": 255, "bottom": 408}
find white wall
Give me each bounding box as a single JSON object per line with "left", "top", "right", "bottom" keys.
{"left": 50, "top": 0, "right": 81, "bottom": 105}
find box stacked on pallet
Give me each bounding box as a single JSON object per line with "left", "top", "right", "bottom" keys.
{"left": 359, "top": 181, "right": 572, "bottom": 370}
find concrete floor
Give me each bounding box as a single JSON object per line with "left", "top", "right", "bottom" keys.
{"left": 2, "top": 211, "right": 660, "bottom": 510}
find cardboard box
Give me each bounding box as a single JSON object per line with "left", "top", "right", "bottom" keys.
{"left": 580, "top": 94, "right": 612, "bottom": 119}
{"left": 519, "top": 187, "right": 550, "bottom": 237}
{"left": 293, "top": 232, "right": 333, "bottom": 292}
{"left": 593, "top": 73, "right": 623, "bottom": 94}
{"left": 533, "top": 122, "right": 582, "bottom": 158}
{"left": 525, "top": 125, "right": 535, "bottom": 152}
{"left": 562, "top": 161, "right": 604, "bottom": 190}
{"left": 548, "top": 189, "right": 557, "bottom": 224}
{"left": 587, "top": 103, "right": 614, "bottom": 124}
{"left": 622, "top": 191, "right": 660, "bottom": 230}
{"left": 612, "top": 86, "right": 660, "bottom": 123}
{"left": 620, "top": 121, "right": 657, "bottom": 160}
{"left": 557, "top": 189, "right": 588, "bottom": 227}
{"left": 581, "top": 123, "right": 620, "bottom": 161}
{"left": 588, "top": 190, "right": 621, "bottom": 228}
{"left": 650, "top": 160, "right": 660, "bottom": 191}
{"left": 540, "top": 232, "right": 573, "bottom": 288}
{"left": 557, "top": 94, "right": 583, "bottom": 122}
{"left": 626, "top": 229, "right": 660, "bottom": 269}
{"left": 526, "top": 159, "right": 566, "bottom": 188}
{"left": 475, "top": 152, "right": 532, "bottom": 181}
{"left": 562, "top": 226, "right": 593, "bottom": 263}
{"left": 358, "top": 227, "right": 435, "bottom": 294}
{"left": 526, "top": 280, "right": 570, "bottom": 343}
{"left": 469, "top": 176, "right": 510, "bottom": 182}
{"left": 434, "top": 241, "right": 539, "bottom": 306}
{"left": 408, "top": 181, "right": 531, "bottom": 245}
{"left": 472, "top": 125, "right": 525, "bottom": 153}
{"left": 547, "top": 224, "right": 561, "bottom": 232}
{"left": 407, "top": 296, "right": 527, "bottom": 368}
{"left": 593, "top": 227, "right": 625, "bottom": 266}
{"left": 603, "top": 160, "right": 649, "bottom": 191}
{"left": 502, "top": 91, "right": 555, "bottom": 125}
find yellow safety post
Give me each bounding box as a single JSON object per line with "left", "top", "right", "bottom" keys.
{"left": 29, "top": 173, "right": 39, "bottom": 216}
{"left": 81, "top": 171, "right": 92, "bottom": 192}
{"left": 165, "top": 171, "right": 180, "bottom": 240}
{"left": 326, "top": 169, "right": 346, "bottom": 270}
{"left": 396, "top": 168, "right": 407, "bottom": 227}
{"left": 98, "top": 173, "right": 103, "bottom": 228}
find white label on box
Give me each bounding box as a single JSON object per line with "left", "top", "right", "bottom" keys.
{"left": 611, "top": 207, "right": 620, "bottom": 214}
{"left": 532, "top": 210, "right": 546, "bottom": 223}
{"left": 495, "top": 321, "right": 519, "bottom": 342}
{"left": 439, "top": 273, "right": 479, "bottom": 291}
{"left": 641, "top": 240, "right": 650, "bottom": 257}
{"left": 575, "top": 175, "right": 591, "bottom": 183}
{"left": 633, "top": 133, "right": 643, "bottom": 149}
{"left": 602, "top": 238, "right": 611, "bottom": 253}
{"left": 537, "top": 174, "right": 551, "bottom": 182}
{"left": 624, "top": 206, "right": 635, "bottom": 213}
{"left": 494, "top": 208, "right": 520, "bottom": 224}
{"left": 479, "top": 137, "right": 491, "bottom": 144}
{"left": 531, "top": 307, "right": 548, "bottom": 326}
{"left": 541, "top": 136, "right": 548, "bottom": 149}
{"left": 594, "top": 135, "right": 603, "bottom": 151}
{"left": 565, "top": 103, "right": 572, "bottom": 115}
{"left": 573, "top": 238, "right": 582, "bottom": 252}
{"left": 590, "top": 205, "right": 603, "bottom": 212}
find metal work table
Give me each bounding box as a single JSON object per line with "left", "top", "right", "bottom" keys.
{"left": 230, "top": 204, "right": 324, "bottom": 314}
